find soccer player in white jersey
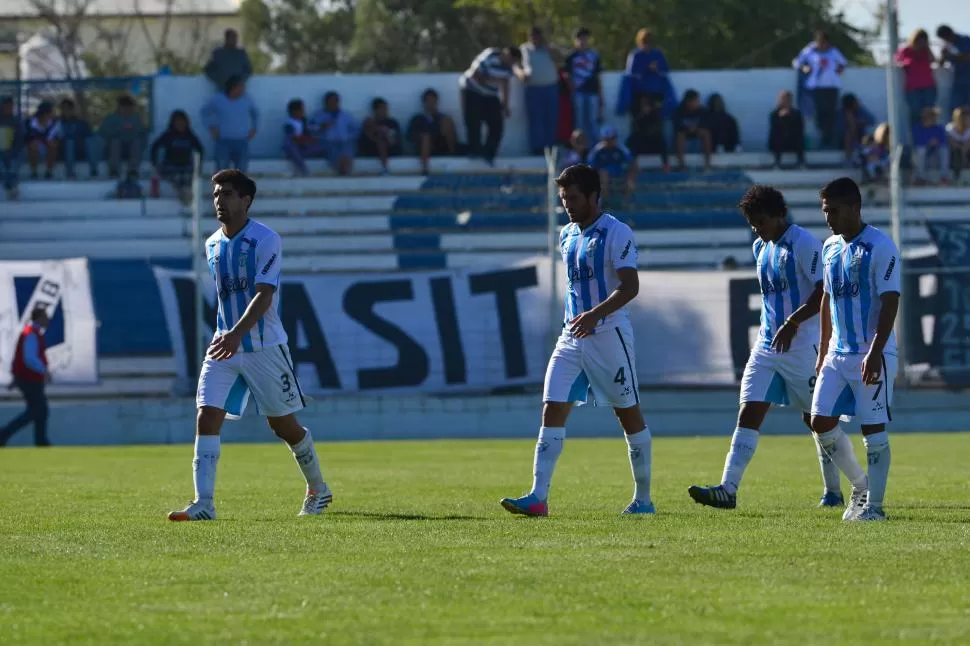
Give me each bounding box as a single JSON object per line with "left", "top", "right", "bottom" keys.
{"left": 500, "top": 164, "right": 654, "bottom": 517}
{"left": 168, "top": 169, "right": 333, "bottom": 521}
{"left": 688, "top": 185, "right": 864, "bottom": 510}
{"left": 810, "top": 177, "right": 900, "bottom": 522}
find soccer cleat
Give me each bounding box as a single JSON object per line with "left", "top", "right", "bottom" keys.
{"left": 167, "top": 500, "right": 216, "bottom": 522}
{"left": 818, "top": 491, "right": 845, "bottom": 508}
{"left": 687, "top": 484, "right": 737, "bottom": 509}
{"left": 499, "top": 494, "right": 548, "bottom": 517}
{"left": 621, "top": 500, "right": 656, "bottom": 515}
{"left": 299, "top": 487, "right": 333, "bottom": 516}
{"left": 849, "top": 504, "right": 887, "bottom": 522}
{"left": 842, "top": 487, "right": 869, "bottom": 521}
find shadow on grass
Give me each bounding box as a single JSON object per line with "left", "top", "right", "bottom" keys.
{"left": 327, "top": 511, "right": 486, "bottom": 522}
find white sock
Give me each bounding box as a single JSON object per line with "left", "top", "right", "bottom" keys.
{"left": 625, "top": 427, "right": 652, "bottom": 504}
{"left": 813, "top": 433, "right": 843, "bottom": 493}
{"left": 193, "top": 434, "right": 221, "bottom": 504}
{"left": 720, "top": 427, "right": 759, "bottom": 495}
{"left": 290, "top": 428, "right": 327, "bottom": 491}
{"left": 816, "top": 426, "right": 867, "bottom": 489}
{"left": 863, "top": 431, "right": 891, "bottom": 508}
{"left": 529, "top": 426, "right": 565, "bottom": 501}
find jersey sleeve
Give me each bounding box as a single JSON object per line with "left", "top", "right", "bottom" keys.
{"left": 796, "top": 232, "right": 823, "bottom": 286}
{"left": 872, "top": 237, "right": 901, "bottom": 296}
{"left": 255, "top": 233, "right": 282, "bottom": 289}
{"left": 609, "top": 223, "right": 638, "bottom": 271}
{"left": 752, "top": 238, "right": 763, "bottom": 262}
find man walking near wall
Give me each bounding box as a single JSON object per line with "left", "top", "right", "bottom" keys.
{"left": 0, "top": 307, "right": 51, "bottom": 447}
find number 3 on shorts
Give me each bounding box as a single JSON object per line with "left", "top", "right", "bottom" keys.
{"left": 809, "top": 376, "right": 817, "bottom": 393}
{"left": 281, "top": 373, "right": 291, "bottom": 393}
{"left": 614, "top": 367, "right": 626, "bottom": 385}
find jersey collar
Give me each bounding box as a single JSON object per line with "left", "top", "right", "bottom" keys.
{"left": 221, "top": 218, "right": 252, "bottom": 241}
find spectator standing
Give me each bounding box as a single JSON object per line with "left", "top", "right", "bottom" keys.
{"left": 57, "top": 98, "right": 96, "bottom": 179}
{"left": 406, "top": 89, "right": 458, "bottom": 176}
{"left": 150, "top": 109, "right": 204, "bottom": 203}
{"left": 835, "top": 94, "right": 876, "bottom": 165}
{"left": 896, "top": 29, "right": 937, "bottom": 124}
{"left": 99, "top": 95, "right": 146, "bottom": 178}
{"left": 204, "top": 28, "right": 252, "bottom": 92}
{"left": 706, "top": 94, "right": 740, "bottom": 153}
{"left": 588, "top": 124, "right": 638, "bottom": 206}
{"left": 946, "top": 106, "right": 970, "bottom": 181}
{"left": 625, "top": 29, "right": 670, "bottom": 115}
{"left": 459, "top": 46, "right": 521, "bottom": 165}
{"left": 0, "top": 96, "right": 23, "bottom": 199}
{"left": 358, "top": 98, "right": 402, "bottom": 175}
{"left": 673, "top": 89, "right": 712, "bottom": 171}
{"left": 25, "top": 102, "right": 60, "bottom": 180}
{"left": 282, "top": 99, "right": 321, "bottom": 177}
{"left": 793, "top": 30, "right": 847, "bottom": 149}
{"left": 768, "top": 90, "right": 806, "bottom": 168}
{"left": 564, "top": 27, "right": 604, "bottom": 147}
{"left": 517, "top": 27, "right": 560, "bottom": 155}
{"left": 912, "top": 106, "right": 951, "bottom": 184}
{"left": 201, "top": 77, "right": 258, "bottom": 172}
{"left": 938, "top": 25, "right": 970, "bottom": 113}
{"left": 311, "top": 91, "right": 358, "bottom": 176}
{"left": 0, "top": 307, "right": 51, "bottom": 447}
{"left": 626, "top": 94, "right": 668, "bottom": 170}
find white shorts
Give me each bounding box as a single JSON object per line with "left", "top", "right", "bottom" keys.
{"left": 740, "top": 344, "right": 818, "bottom": 411}
{"left": 811, "top": 352, "right": 897, "bottom": 425}
{"left": 543, "top": 323, "right": 639, "bottom": 408}
{"left": 197, "top": 344, "right": 305, "bottom": 420}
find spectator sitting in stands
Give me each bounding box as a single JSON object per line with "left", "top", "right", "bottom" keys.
{"left": 204, "top": 29, "right": 252, "bottom": 92}
{"left": 588, "top": 124, "right": 637, "bottom": 206}
{"left": 912, "top": 106, "right": 951, "bottom": 185}
{"left": 311, "top": 91, "right": 358, "bottom": 176}
{"left": 947, "top": 107, "right": 970, "bottom": 183}
{"left": 406, "top": 88, "right": 458, "bottom": 176}
{"left": 562, "top": 129, "right": 589, "bottom": 167}
{"left": 57, "top": 99, "right": 96, "bottom": 179}
{"left": 99, "top": 95, "right": 145, "bottom": 179}
{"left": 626, "top": 94, "right": 668, "bottom": 171}
{"left": 358, "top": 97, "right": 402, "bottom": 175}
{"left": 150, "top": 109, "right": 204, "bottom": 204}
{"left": 673, "top": 89, "right": 711, "bottom": 171}
{"left": 768, "top": 90, "right": 805, "bottom": 169}
{"left": 860, "top": 123, "right": 890, "bottom": 184}
{"left": 25, "top": 101, "right": 59, "bottom": 180}
{"left": 0, "top": 96, "right": 24, "bottom": 199}
{"left": 706, "top": 94, "right": 740, "bottom": 153}
{"left": 201, "top": 76, "right": 258, "bottom": 173}
{"left": 896, "top": 29, "right": 937, "bottom": 124}
{"left": 835, "top": 93, "right": 876, "bottom": 166}
{"left": 282, "top": 99, "right": 321, "bottom": 177}
{"left": 115, "top": 170, "right": 144, "bottom": 200}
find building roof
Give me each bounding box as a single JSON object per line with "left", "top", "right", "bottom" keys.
{"left": 0, "top": 0, "right": 239, "bottom": 18}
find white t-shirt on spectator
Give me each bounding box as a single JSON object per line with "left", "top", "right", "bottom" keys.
{"left": 946, "top": 123, "right": 970, "bottom": 144}
{"left": 794, "top": 44, "right": 848, "bottom": 90}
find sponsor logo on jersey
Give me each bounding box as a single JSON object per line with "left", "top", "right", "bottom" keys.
{"left": 883, "top": 256, "right": 896, "bottom": 281}
{"left": 261, "top": 253, "right": 277, "bottom": 275}
{"left": 810, "top": 251, "right": 819, "bottom": 274}
{"left": 219, "top": 275, "right": 249, "bottom": 300}
{"left": 620, "top": 240, "right": 632, "bottom": 260}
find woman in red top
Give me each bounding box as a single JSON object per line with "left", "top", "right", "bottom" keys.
{"left": 896, "top": 29, "right": 938, "bottom": 125}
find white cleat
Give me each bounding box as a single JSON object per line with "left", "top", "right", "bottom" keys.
{"left": 842, "top": 488, "right": 869, "bottom": 521}
{"left": 168, "top": 500, "right": 216, "bottom": 522}
{"left": 849, "top": 504, "right": 887, "bottom": 522}
{"left": 299, "top": 486, "right": 333, "bottom": 516}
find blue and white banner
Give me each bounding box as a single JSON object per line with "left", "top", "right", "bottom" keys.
{"left": 0, "top": 258, "right": 99, "bottom": 385}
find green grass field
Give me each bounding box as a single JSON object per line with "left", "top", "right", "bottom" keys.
{"left": 2, "top": 434, "right": 969, "bottom": 645}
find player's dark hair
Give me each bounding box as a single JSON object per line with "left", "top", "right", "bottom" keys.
{"left": 738, "top": 185, "right": 788, "bottom": 219}
{"left": 211, "top": 169, "right": 257, "bottom": 204}
{"left": 555, "top": 164, "right": 601, "bottom": 200}
{"left": 819, "top": 176, "right": 862, "bottom": 206}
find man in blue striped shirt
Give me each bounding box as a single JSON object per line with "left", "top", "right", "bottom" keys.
{"left": 168, "top": 169, "right": 333, "bottom": 522}
{"left": 811, "top": 177, "right": 901, "bottom": 522}
{"left": 500, "top": 164, "right": 654, "bottom": 517}
{"left": 459, "top": 46, "right": 521, "bottom": 164}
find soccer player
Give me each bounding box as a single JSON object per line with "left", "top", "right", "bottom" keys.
{"left": 810, "top": 177, "right": 900, "bottom": 522}
{"left": 688, "top": 185, "right": 859, "bottom": 510}
{"left": 168, "top": 169, "right": 332, "bottom": 521}
{"left": 500, "top": 164, "right": 654, "bottom": 517}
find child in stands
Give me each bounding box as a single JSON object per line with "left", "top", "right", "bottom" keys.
{"left": 912, "top": 106, "right": 951, "bottom": 185}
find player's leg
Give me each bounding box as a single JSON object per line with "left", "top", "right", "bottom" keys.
{"left": 500, "top": 334, "right": 583, "bottom": 517}
{"left": 852, "top": 353, "right": 897, "bottom": 522}
{"left": 810, "top": 353, "right": 869, "bottom": 520}
{"left": 806, "top": 410, "right": 844, "bottom": 507}
{"left": 243, "top": 345, "right": 332, "bottom": 516}
{"left": 614, "top": 405, "right": 654, "bottom": 515}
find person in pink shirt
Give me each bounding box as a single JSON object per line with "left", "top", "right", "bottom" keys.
{"left": 896, "top": 29, "right": 938, "bottom": 125}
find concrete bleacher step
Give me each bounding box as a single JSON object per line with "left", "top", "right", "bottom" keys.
{"left": 0, "top": 356, "right": 178, "bottom": 402}
{"left": 0, "top": 238, "right": 190, "bottom": 260}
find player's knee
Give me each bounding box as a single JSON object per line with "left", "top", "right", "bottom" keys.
{"left": 801, "top": 411, "right": 813, "bottom": 428}
{"left": 267, "top": 414, "right": 300, "bottom": 437}
{"left": 541, "top": 402, "right": 571, "bottom": 428}
{"left": 810, "top": 415, "right": 838, "bottom": 434}
{"left": 196, "top": 406, "right": 224, "bottom": 436}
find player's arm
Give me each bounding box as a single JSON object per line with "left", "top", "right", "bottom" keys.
{"left": 816, "top": 291, "right": 831, "bottom": 375}
{"left": 862, "top": 242, "right": 901, "bottom": 384}
{"left": 771, "top": 281, "right": 824, "bottom": 353}
{"left": 570, "top": 268, "right": 638, "bottom": 338}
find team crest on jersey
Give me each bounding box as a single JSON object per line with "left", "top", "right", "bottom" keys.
{"left": 238, "top": 252, "right": 249, "bottom": 269}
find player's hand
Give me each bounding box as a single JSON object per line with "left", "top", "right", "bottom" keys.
{"left": 569, "top": 311, "right": 599, "bottom": 338}
{"left": 861, "top": 352, "right": 881, "bottom": 385}
{"left": 207, "top": 331, "right": 242, "bottom": 361}
{"left": 815, "top": 355, "right": 825, "bottom": 377}
{"left": 770, "top": 321, "right": 798, "bottom": 353}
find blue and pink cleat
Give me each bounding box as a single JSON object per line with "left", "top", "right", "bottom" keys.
{"left": 500, "top": 494, "right": 549, "bottom": 517}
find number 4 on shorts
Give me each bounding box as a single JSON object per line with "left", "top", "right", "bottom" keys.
{"left": 614, "top": 367, "right": 626, "bottom": 385}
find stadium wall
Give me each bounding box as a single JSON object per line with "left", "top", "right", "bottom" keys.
{"left": 3, "top": 389, "right": 969, "bottom": 446}
{"left": 154, "top": 68, "right": 958, "bottom": 159}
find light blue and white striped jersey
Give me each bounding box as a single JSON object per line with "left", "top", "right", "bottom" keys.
{"left": 205, "top": 219, "right": 287, "bottom": 352}
{"left": 822, "top": 224, "right": 900, "bottom": 355}
{"left": 459, "top": 48, "right": 514, "bottom": 97}
{"left": 753, "top": 224, "right": 823, "bottom": 351}
{"left": 560, "top": 213, "right": 638, "bottom": 329}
